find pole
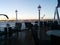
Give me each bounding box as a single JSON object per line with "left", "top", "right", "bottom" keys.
{"left": 38, "top": 9, "right": 40, "bottom": 30}
{"left": 38, "top": 5, "right": 41, "bottom": 40}
{"left": 38, "top": 9, "right": 40, "bottom": 39}
{"left": 56, "top": 8, "right": 60, "bottom": 24}
{"left": 15, "top": 10, "right": 18, "bottom": 22}
{"left": 54, "top": 7, "right": 60, "bottom": 24}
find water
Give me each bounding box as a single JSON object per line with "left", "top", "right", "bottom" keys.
{"left": 0, "top": 21, "right": 27, "bottom": 40}
{"left": 0, "top": 22, "right": 15, "bottom": 31}
{"left": 0, "top": 21, "right": 27, "bottom": 31}
{"left": 0, "top": 21, "right": 41, "bottom": 45}
{"left": 0, "top": 22, "right": 15, "bottom": 27}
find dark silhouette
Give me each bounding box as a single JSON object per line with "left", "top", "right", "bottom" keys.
{"left": 4, "top": 27, "right": 8, "bottom": 45}
{"left": 44, "top": 21, "right": 47, "bottom": 26}
{"left": 0, "top": 14, "right": 9, "bottom": 19}
{"left": 51, "top": 35, "right": 60, "bottom": 45}
{"left": 25, "top": 22, "right": 32, "bottom": 30}
{"left": 25, "top": 22, "right": 39, "bottom": 45}
{"left": 51, "top": 21, "right": 60, "bottom": 30}
{"left": 40, "top": 21, "right": 43, "bottom": 27}
{"left": 15, "top": 23, "right": 22, "bottom": 39}
{"left": 15, "top": 23, "right": 22, "bottom": 30}
{"left": 31, "top": 22, "right": 39, "bottom": 45}
{"left": 4, "top": 23, "right": 12, "bottom": 45}
{"left": 57, "top": 0, "right": 60, "bottom": 8}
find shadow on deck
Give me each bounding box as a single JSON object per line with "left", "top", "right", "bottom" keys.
{"left": 0, "top": 30, "right": 51, "bottom": 45}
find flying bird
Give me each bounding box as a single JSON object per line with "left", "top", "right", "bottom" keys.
{"left": 0, "top": 14, "right": 9, "bottom": 19}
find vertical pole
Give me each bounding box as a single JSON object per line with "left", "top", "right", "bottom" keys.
{"left": 38, "top": 9, "right": 40, "bottom": 39}
{"left": 56, "top": 8, "right": 60, "bottom": 24}
{"left": 38, "top": 5, "right": 41, "bottom": 40}
{"left": 15, "top": 10, "right": 19, "bottom": 42}
{"left": 15, "top": 10, "right": 18, "bottom": 22}
{"left": 54, "top": 8, "right": 57, "bottom": 20}
{"left": 39, "top": 9, "right": 40, "bottom": 28}
{"left": 54, "top": 7, "right": 60, "bottom": 24}
{"left": 4, "top": 28, "right": 7, "bottom": 45}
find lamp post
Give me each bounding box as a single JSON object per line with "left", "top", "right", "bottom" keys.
{"left": 15, "top": 10, "right": 18, "bottom": 22}
{"left": 38, "top": 5, "right": 41, "bottom": 39}
{"left": 15, "top": 10, "right": 19, "bottom": 39}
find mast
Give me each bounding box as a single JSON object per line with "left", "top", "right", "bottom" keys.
{"left": 54, "top": 7, "right": 60, "bottom": 24}
{"left": 54, "top": 0, "right": 60, "bottom": 24}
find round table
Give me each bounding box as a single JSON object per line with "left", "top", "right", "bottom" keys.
{"left": 46, "top": 30, "right": 60, "bottom": 45}
{"left": 46, "top": 30, "right": 60, "bottom": 37}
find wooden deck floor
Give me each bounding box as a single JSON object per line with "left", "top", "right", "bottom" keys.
{"left": 0, "top": 30, "right": 51, "bottom": 45}
{"left": 0, "top": 26, "right": 51, "bottom": 45}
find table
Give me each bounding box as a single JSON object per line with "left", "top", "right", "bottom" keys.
{"left": 46, "top": 30, "right": 60, "bottom": 45}
{"left": 46, "top": 30, "right": 60, "bottom": 37}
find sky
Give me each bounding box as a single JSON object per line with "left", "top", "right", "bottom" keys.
{"left": 0, "top": 0, "right": 59, "bottom": 20}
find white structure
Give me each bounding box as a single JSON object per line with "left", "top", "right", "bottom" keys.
{"left": 38, "top": 5, "right": 41, "bottom": 30}
{"left": 15, "top": 10, "right": 18, "bottom": 22}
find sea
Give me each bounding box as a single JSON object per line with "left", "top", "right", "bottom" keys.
{"left": 0, "top": 21, "right": 40, "bottom": 40}
{"left": 0, "top": 21, "right": 26, "bottom": 31}
{"left": 0, "top": 21, "right": 36, "bottom": 31}
{"left": 0, "top": 21, "right": 28, "bottom": 39}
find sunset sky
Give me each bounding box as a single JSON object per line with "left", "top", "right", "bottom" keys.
{"left": 0, "top": 0, "right": 59, "bottom": 20}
